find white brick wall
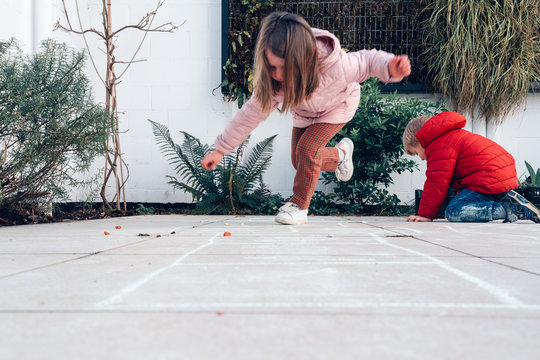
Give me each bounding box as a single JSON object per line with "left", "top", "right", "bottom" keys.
{"left": 1, "top": 1, "right": 539, "bottom": 206}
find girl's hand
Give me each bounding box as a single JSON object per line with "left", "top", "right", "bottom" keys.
{"left": 388, "top": 55, "right": 411, "bottom": 78}
{"left": 406, "top": 215, "right": 432, "bottom": 222}
{"left": 201, "top": 150, "right": 224, "bottom": 170}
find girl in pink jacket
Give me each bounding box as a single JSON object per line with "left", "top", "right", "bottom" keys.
{"left": 201, "top": 11, "right": 410, "bottom": 225}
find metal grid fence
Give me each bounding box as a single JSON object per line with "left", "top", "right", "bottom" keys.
{"left": 228, "top": 0, "right": 426, "bottom": 86}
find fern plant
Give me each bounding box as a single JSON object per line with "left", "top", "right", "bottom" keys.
{"left": 149, "top": 120, "right": 278, "bottom": 214}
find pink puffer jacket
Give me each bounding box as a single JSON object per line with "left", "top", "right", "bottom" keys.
{"left": 215, "top": 28, "right": 403, "bottom": 154}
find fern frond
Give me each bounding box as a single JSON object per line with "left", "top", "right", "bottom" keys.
{"left": 173, "top": 131, "right": 207, "bottom": 185}
{"left": 149, "top": 120, "right": 217, "bottom": 195}
{"left": 238, "top": 135, "right": 276, "bottom": 193}
{"left": 148, "top": 119, "right": 186, "bottom": 167}
{"left": 178, "top": 131, "right": 210, "bottom": 173}
{"left": 165, "top": 175, "right": 205, "bottom": 201}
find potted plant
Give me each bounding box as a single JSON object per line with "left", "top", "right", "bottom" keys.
{"left": 520, "top": 161, "right": 540, "bottom": 208}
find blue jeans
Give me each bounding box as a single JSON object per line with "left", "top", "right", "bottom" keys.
{"left": 445, "top": 189, "right": 506, "bottom": 222}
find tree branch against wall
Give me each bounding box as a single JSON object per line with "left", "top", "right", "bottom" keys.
{"left": 55, "top": 0, "right": 183, "bottom": 211}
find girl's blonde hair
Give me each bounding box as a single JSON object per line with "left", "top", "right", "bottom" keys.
{"left": 402, "top": 115, "right": 431, "bottom": 154}
{"left": 253, "top": 12, "right": 319, "bottom": 113}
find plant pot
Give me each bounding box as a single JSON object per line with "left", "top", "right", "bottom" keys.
{"left": 522, "top": 186, "right": 540, "bottom": 208}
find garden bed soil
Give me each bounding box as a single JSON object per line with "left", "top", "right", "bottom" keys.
{"left": 0, "top": 202, "right": 196, "bottom": 227}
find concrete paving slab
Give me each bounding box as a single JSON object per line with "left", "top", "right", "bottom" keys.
{"left": 1, "top": 215, "right": 539, "bottom": 360}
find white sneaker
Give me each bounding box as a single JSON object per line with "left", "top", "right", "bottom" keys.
{"left": 335, "top": 137, "right": 354, "bottom": 181}
{"left": 275, "top": 202, "right": 308, "bottom": 225}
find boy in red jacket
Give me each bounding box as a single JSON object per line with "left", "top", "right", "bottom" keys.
{"left": 402, "top": 112, "right": 540, "bottom": 223}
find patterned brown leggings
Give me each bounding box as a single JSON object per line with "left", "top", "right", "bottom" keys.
{"left": 289, "top": 123, "right": 346, "bottom": 209}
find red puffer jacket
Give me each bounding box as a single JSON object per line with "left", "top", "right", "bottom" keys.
{"left": 416, "top": 112, "right": 518, "bottom": 219}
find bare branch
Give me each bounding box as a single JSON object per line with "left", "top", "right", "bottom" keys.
{"left": 54, "top": 0, "right": 106, "bottom": 86}
{"left": 112, "top": 0, "right": 182, "bottom": 36}
{"left": 74, "top": 0, "right": 106, "bottom": 85}
{"left": 102, "top": 0, "right": 109, "bottom": 37}
{"left": 116, "top": 1, "right": 182, "bottom": 79}
{"left": 114, "top": 59, "right": 147, "bottom": 65}
{"left": 54, "top": 20, "right": 105, "bottom": 38}
{"left": 149, "top": 21, "right": 184, "bottom": 32}
{"left": 112, "top": 22, "right": 180, "bottom": 35}
{"left": 55, "top": 0, "right": 106, "bottom": 39}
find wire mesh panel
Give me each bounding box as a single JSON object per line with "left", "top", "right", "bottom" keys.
{"left": 227, "top": 0, "right": 426, "bottom": 86}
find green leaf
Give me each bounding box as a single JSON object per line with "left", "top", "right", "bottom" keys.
{"left": 524, "top": 160, "right": 540, "bottom": 186}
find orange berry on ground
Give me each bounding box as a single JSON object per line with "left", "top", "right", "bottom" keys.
{"left": 104, "top": 231, "right": 110, "bottom": 235}
{"left": 115, "top": 225, "right": 122, "bottom": 229}
{"left": 224, "top": 231, "right": 231, "bottom": 237}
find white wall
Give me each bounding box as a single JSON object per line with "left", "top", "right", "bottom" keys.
{"left": 1, "top": 0, "right": 229, "bottom": 203}
{"left": 1, "top": 1, "right": 539, "bottom": 206}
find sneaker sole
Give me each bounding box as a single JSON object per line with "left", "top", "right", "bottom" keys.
{"left": 507, "top": 190, "right": 540, "bottom": 222}
{"left": 336, "top": 138, "right": 354, "bottom": 182}
{"left": 274, "top": 216, "right": 308, "bottom": 225}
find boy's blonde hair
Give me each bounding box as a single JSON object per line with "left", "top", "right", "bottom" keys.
{"left": 253, "top": 12, "right": 319, "bottom": 113}
{"left": 402, "top": 115, "right": 432, "bottom": 154}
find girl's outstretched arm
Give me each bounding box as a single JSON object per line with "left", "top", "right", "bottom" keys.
{"left": 201, "top": 150, "right": 224, "bottom": 170}
{"left": 343, "top": 49, "right": 407, "bottom": 84}
{"left": 388, "top": 54, "right": 411, "bottom": 78}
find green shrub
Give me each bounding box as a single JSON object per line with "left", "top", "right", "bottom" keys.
{"left": 322, "top": 78, "right": 447, "bottom": 215}
{"left": 247, "top": 191, "right": 284, "bottom": 215}
{"left": 308, "top": 191, "right": 341, "bottom": 215}
{"left": 0, "top": 39, "right": 109, "bottom": 217}
{"left": 149, "top": 120, "right": 280, "bottom": 214}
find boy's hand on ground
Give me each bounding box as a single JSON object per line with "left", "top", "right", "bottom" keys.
{"left": 201, "top": 150, "right": 224, "bottom": 170}
{"left": 388, "top": 55, "right": 411, "bottom": 78}
{"left": 406, "top": 215, "right": 432, "bottom": 222}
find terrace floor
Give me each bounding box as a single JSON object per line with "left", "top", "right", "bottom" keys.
{"left": 1, "top": 215, "right": 539, "bottom": 359}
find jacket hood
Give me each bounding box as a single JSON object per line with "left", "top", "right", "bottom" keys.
{"left": 416, "top": 112, "right": 467, "bottom": 148}
{"left": 312, "top": 28, "right": 341, "bottom": 71}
